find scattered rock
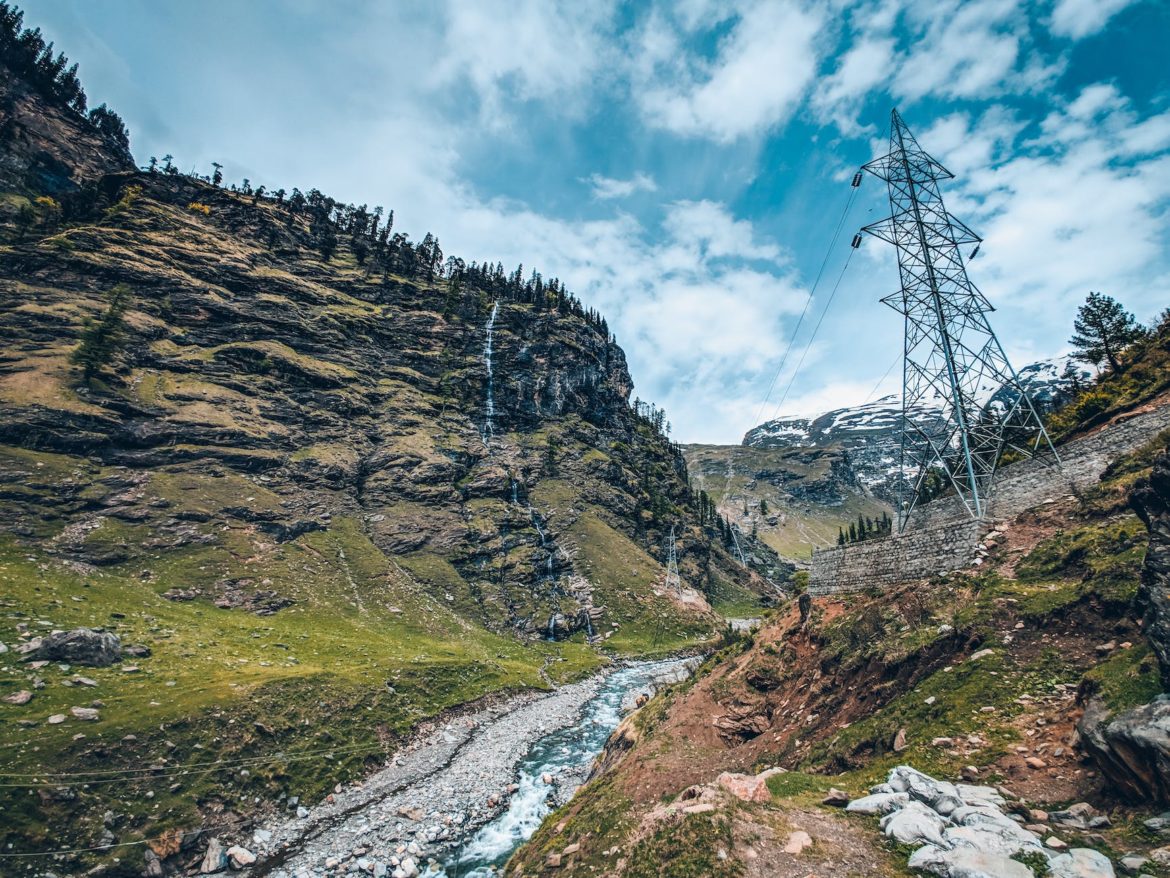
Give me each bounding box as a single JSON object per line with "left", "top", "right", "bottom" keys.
{"left": 21, "top": 628, "right": 121, "bottom": 667}
{"left": 908, "top": 844, "right": 1034, "bottom": 878}
{"left": 783, "top": 830, "right": 812, "bottom": 854}
{"left": 47, "top": 713, "right": 65, "bottom": 724}
{"left": 822, "top": 788, "right": 850, "bottom": 807}
{"left": 845, "top": 792, "right": 910, "bottom": 815}
{"left": 70, "top": 706, "right": 99, "bottom": 721}
{"left": 2, "top": 689, "right": 32, "bottom": 705}
{"left": 200, "top": 838, "right": 228, "bottom": 874}
{"left": 716, "top": 771, "right": 770, "bottom": 803}
{"left": 880, "top": 800, "right": 949, "bottom": 847}
{"left": 1119, "top": 854, "right": 1150, "bottom": 875}
{"left": 225, "top": 845, "right": 255, "bottom": 868}
{"left": 1045, "top": 836, "right": 1068, "bottom": 850}
{"left": 968, "top": 648, "right": 995, "bottom": 661}
{"left": 1047, "top": 848, "right": 1116, "bottom": 878}
{"left": 1025, "top": 756, "right": 1046, "bottom": 769}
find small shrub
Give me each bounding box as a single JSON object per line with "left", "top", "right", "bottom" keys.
{"left": 187, "top": 201, "right": 211, "bottom": 215}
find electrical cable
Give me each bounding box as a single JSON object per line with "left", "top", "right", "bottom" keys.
{"left": 716, "top": 182, "right": 861, "bottom": 513}
{"left": 769, "top": 244, "right": 858, "bottom": 421}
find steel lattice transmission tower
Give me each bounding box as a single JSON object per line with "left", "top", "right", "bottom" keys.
{"left": 664, "top": 525, "right": 681, "bottom": 595}
{"left": 861, "top": 109, "right": 1058, "bottom": 528}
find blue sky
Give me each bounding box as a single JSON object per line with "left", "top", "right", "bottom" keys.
{"left": 27, "top": 0, "right": 1170, "bottom": 442}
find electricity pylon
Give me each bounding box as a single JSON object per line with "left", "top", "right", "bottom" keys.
{"left": 665, "top": 525, "right": 681, "bottom": 595}
{"left": 860, "top": 109, "right": 1057, "bottom": 529}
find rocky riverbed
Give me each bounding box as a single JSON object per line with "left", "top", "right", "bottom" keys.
{"left": 218, "top": 658, "right": 695, "bottom": 878}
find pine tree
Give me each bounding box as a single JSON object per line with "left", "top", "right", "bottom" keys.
{"left": 1069, "top": 292, "right": 1145, "bottom": 374}
{"left": 71, "top": 284, "right": 131, "bottom": 382}
{"left": 837, "top": 528, "right": 845, "bottom": 546}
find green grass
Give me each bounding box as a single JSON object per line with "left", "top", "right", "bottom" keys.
{"left": 625, "top": 811, "right": 745, "bottom": 878}
{"left": 0, "top": 522, "right": 601, "bottom": 861}
{"left": 1082, "top": 643, "right": 1162, "bottom": 713}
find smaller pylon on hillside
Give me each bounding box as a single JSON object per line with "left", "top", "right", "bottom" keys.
{"left": 665, "top": 525, "right": 681, "bottom": 595}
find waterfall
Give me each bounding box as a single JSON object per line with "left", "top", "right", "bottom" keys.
{"left": 529, "top": 508, "right": 547, "bottom": 547}
{"left": 481, "top": 301, "right": 500, "bottom": 445}
{"left": 547, "top": 614, "right": 557, "bottom": 641}
{"left": 510, "top": 480, "right": 519, "bottom": 505}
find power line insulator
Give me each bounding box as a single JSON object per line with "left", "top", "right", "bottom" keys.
{"left": 851, "top": 172, "right": 863, "bottom": 187}
{"left": 850, "top": 233, "right": 862, "bottom": 248}
{"left": 969, "top": 244, "right": 980, "bottom": 259}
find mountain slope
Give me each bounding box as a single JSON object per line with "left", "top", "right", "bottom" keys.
{"left": 0, "top": 36, "right": 772, "bottom": 868}
{"left": 510, "top": 394, "right": 1170, "bottom": 878}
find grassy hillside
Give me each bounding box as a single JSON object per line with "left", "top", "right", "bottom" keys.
{"left": 684, "top": 443, "right": 893, "bottom": 561}
{"left": 0, "top": 42, "right": 772, "bottom": 871}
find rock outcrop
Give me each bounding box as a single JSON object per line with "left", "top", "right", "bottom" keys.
{"left": 1077, "top": 449, "right": 1170, "bottom": 804}
{"left": 1132, "top": 448, "right": 1170, "bottom": 686}
{"left": 19, "top": 627, "right": 121, "bottom": 666}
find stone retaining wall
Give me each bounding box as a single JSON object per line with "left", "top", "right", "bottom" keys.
{"left": 808, "top": 401, "right": 1170, "bottom": 595}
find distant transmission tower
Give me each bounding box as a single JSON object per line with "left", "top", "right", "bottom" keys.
{"left": 665, "top": 525, "right": 681, "bottom": 595}
{"left": 860, "top": 109, "right": 1058, "bottom": 529}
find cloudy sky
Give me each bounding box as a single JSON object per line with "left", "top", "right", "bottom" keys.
{"left": 30, "top": 0, "right": 1170, "bottom": 442}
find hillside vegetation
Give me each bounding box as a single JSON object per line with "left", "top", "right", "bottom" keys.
{"left": 0, "top": 31, "right": 777, "bottom": 870}
{"left": 509, "top": 339, "right": 1170, "bottom": 877}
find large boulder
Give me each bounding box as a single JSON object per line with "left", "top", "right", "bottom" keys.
{"left": 1079, "top": 694, "right": 1170, "bottom": 803}
{"left": 21, "top": 628, "right": 121, "bottom": 667}
{"left": 1132, "top": 449, "right": 1170, "bottom": 686}
{"left": 907, "top": 844, "right": 1034, "bottom": 878}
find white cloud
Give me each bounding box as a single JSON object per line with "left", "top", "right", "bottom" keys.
{"left": 895, "top": 0, "right": 1032, "bottom": 101}
{"left": 431, "top": 0, "right": 618, "bottom": 120}
{"left": 812, "top": 36, "right": 896, "bottom": 133}
{"left": 586, "top": 172, "right": 658, "bottom": 200}
{"left": 1049, "top": 0, "right": 1138, "bottom": 40}
{"left": 635, "top": 1, "right": 824, "bottom": 143}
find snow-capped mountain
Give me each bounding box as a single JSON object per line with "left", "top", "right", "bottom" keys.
{"left": 742, "top": 356, "right": 1087, "bottom": 500}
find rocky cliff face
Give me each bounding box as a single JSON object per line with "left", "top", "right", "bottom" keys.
{"left": 0, "top": 67, "right": 133, "bottom": 196}
{"left": 1132, "top": 448, "right": 1170, "bottom": 686}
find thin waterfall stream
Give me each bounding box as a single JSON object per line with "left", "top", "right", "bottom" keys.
{"left": 481, "top": 301, "right": 500, "bottom": 445}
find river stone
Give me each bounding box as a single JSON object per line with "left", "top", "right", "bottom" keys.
{"left": 880, "top": 800, "right": 950, "bottom": 847}
{"left": 1047, "top": 848, "right": 1117, "bottom": 878}
{"left": 846, "top": 792, "right": 910, "bottom": 815}
{"left": 200, "top": 838, "right": 228, "bottom": 874}
{"left": 22, "top": 628, "right": 121, "bottom": 667}
{"left": 226, "top": 845, "right": 255, "bottom": 868}
{"left": 908, "top": 844, "right": 1034, "bottom": 878}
